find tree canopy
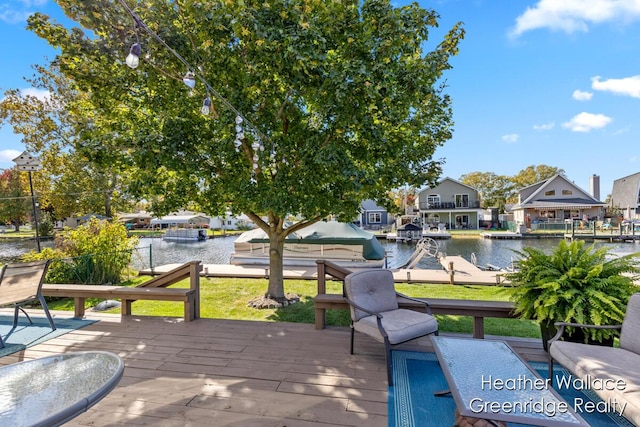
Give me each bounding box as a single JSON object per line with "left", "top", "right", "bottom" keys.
{"left": 460, "top": 165, "right": 564, "bottom": 211}
{"left": 20, "top": 0, "right": 464, "bottom": 301}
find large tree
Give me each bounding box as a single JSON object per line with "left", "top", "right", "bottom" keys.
{"left": 0, "top": 66, "right": 136, "bottom": 220}
{"left": 26, "top": 0, "right": 464, "bottom": 302}
{"left": 512, "top": 165, "right": 564, "bottom": 192}
{"left": 0, "top": 169, "right": 30, "bottom": 231}
{"left": 459, "top": 171, "right": 513, "bottom": 211}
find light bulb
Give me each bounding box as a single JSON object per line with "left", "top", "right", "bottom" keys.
{"left": 183, "top": 71, "right": 196, "bottom": 89}
{"left": 201, "top": 97, "right": 211, "bottom": 115}
{"left": 126, "top": 43, "right": 141, "bottom": 69}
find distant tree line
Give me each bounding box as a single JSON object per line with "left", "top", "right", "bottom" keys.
{"left": 459, "top": 165, "right": 565, "bottom": 212}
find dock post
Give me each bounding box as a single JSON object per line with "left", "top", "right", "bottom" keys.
{"left": 449, "top": 261, "right": 455, "bottom": 285}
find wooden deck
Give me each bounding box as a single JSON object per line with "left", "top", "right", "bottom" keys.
{"left": 1, "top": 309, "right": 546, "bottom": 426}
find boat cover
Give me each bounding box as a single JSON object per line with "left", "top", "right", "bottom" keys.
{"left": 234, "top": 222, "right": 385, "bottom": 260}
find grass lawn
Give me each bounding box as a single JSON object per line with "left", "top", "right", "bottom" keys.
{"left": 46, "top": 276, "right": 540, "bottom": 339}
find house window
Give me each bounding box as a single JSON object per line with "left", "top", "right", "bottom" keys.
{"left": 226, "top": 220, "right": 232, "bottom": 225}
{"left": 455, "top": 194, "right": 469, "bottom": 208}
{"left": 427, "top": 194, "right": 440, "bottom": 208}
{"left": 562, "top": 189, "right": 573, "bottom": 195}
{"left": 368, "top": 212, "right": 381, "bottom": 224}
{"left": 545, "top": 190, "right": 556, "bottom": 196}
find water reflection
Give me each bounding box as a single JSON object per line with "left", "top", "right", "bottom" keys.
{"left": 3, "top": 235, "right": 639, "bottom": 270}
{"left": 130, "top": 236, "right": 639, "bottom": 271}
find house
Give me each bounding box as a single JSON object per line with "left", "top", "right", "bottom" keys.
{"left": 117, "top": 212, "right": 152, "bottom": 229}
{"left": 359, "top": 200, "right": 394, "bottom": 230}
{"left": 209, "top": 213, "right": 255, "bottom": 230}
{"left": 150, "top": 211, "right": 210, "bottom": 229}
{"left": 416, "top": 177, "right": 483, "bottom": 230}
{"left": 510, "top": 174, "right": 605, "bottom": 226}
{"left": 63, "top": 214, "right": 111, "bottom": 228}
{"left": 610, "top": 172, "right": 640, "bottom": 220}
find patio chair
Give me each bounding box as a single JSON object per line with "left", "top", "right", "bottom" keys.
{"left": 0, "top": 260, "right": 56, "bottom": 342}
{"left": 344, "top": 269, "right": 438, "bottom": 385}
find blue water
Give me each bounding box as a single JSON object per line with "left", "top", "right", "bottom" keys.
{"left": 3, "top": 235, "right": 639, "bottom": 270}
{"left": 130, "top": 235, "right": 640, "bottom": 271}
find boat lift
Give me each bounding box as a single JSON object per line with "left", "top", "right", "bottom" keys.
{"left": 398, "top": 237, "right": 440, "bottom": 269}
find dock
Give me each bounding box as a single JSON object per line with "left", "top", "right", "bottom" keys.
{"left": 480, "top": 231, "right": 522, "bottom": 239}
{"left": 140, "top": 259, "right": 505, "bottom": 286}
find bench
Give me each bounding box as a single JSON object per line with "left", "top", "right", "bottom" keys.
{"left": 314, "top": 260, "right": 516, "bottom": 339}
{"left": 42, "top": 261, "right": 202, "bottom": 322}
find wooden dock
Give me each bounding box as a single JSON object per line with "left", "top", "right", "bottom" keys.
{"left": 140, "top": 258, "right": 505, "bottom": 286}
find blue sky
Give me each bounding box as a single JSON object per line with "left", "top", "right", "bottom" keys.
{"left": 1, "top": 0, "right": 640, "bottom": 198}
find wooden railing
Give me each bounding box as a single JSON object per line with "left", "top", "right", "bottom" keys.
{"left": 314, "top": 260, "right": 516, "bottom": 338}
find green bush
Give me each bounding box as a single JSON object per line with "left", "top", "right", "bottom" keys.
{"left": 22, "top": 218, "right": 139, "bottom": 284}
{"left": 506, "top": 239, "right": 640, "bottom": 343}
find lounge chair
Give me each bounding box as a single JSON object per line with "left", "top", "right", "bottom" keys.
{"left": 343, "top": 269, "right": 439, "bottom": 385}
{"left": 0, "top": 260, "right": 55, "bottom": 348}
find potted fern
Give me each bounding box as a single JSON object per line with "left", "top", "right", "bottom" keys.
{"left": 505, "top": 239, "right": 640, "bottom": 351}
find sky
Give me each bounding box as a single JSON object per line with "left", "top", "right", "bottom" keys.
{"left": 1, "top": 0, "right": 640, "bottom": 199}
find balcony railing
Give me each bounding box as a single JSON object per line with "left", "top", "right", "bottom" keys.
{"left": 419, "top": 200, "right": 481, "bottom": 210}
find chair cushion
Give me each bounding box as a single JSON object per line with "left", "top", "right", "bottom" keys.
{"left": 354, "top": 309, "right": 438, "bottom": 345}
{"left": 620, "top": 293, "right": 640, "bottom": 354}
{"left": 550, "top": 340, "right": 640, "bottom": 426}
{"left": 344, "top": 269, "right": 398, "bottom": 321}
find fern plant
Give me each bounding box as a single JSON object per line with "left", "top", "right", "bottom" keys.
{"left": 506, "top": 239, "right": 640, "bottom": 345}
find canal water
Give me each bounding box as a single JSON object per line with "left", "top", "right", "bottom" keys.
{"left": 3, "top": 235, "right": 639, "bottom": 271}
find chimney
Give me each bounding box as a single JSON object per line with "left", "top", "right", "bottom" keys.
{"left": 590, "top": 174, "right": 600, "bottom": 201}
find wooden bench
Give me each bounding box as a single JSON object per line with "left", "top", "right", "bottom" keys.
{"left": 314, "top": 260, "right": 516, "bottom": 339}
{"left": 42, "top": 261, "right": 202, "bottom": 322}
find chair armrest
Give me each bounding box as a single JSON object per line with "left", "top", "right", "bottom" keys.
{"left": 549, "top": 322, "right": 622, "bottom": 344}
{"left": 344, "top": 297, "right": 383, "bottom": 319}
{"left": 396, "top": 292, "right": 433, "bottom": 315}
{"left": 344, "top": 297, "right": 388, "bottom": 339}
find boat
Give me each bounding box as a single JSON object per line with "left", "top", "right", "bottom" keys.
{"left": 230, "top": 221, "right": 386, "bottom": 268}
{"left": 163, "top": 228, "right": 207, "bottom": 242}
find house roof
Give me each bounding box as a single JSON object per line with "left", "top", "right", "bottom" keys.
{"left": 361, "top": 199, "right": 386, "bottom": 211}
{"left": 513, "top": 174, "right": 604, "bottom": 210}
{"left": 150, "top": 214, "right": 210, "bottom": 225}
{"left": 420, "top": 176, "right": 479, "bottom": 193}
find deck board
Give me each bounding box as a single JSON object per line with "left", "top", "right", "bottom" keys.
{"left": 1, "top": 309, "right": 546, "bottom": 426}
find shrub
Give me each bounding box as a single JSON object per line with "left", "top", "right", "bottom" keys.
{"left": 22, "top": 218, "right": 139, "bottom": 284}
{"left": 506, "top": 239, "right": 640, "bottom": 344}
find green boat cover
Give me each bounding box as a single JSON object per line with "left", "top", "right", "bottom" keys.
{"left": 234, "top": 221, "right": 386, "bottom": 260}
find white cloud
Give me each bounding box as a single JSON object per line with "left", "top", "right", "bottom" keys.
{"left": 0, "top": 149, "right": 22, "bottom": 163}
{"left": 509, "top": 0, "right": 640, "bottom": 38}
{"left": 572, "top": 90, "right": 593, "bottom": 101}
{"left": 0, "top": 7, "right": 31, "bottom": 24}
{"left": 0, "top": 1, "right": 47, "bottom": 24}
{"left": 592, "top": 75, "right": 640, "bottom": 98}
{"left": 562, "top": 112, "right": 612, "bottom": 132}
{"left": 533, "top": 122, "right": 555, "bottom": 131}
{"left": 21, "top": 88, "right": 51, "bottom": 101}
{"left": 501, "top": 133, "right": 519, "bottom": 143}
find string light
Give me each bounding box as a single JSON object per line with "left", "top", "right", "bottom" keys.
{"left": 201, "top": 97, "right": 211, "bottom": 115}
{"left": 116, "top": 0, "right": 273, "bottom": 174}
{"left": 125, "top": 43, "right": 141, "bottom": 69}
{"left": 182, "top": 71, "right": 196, "bottom": 89}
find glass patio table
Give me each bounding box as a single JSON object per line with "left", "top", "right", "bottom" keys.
{"left": 431, "top": 336, "right": 588, "bottom": 427}
{"left": 0, "top": 351, "right": 124, "bottom": 427}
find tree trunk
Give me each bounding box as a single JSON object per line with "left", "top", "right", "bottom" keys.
{"left": 266, "top": 231, "right": 286, "bottom": 301}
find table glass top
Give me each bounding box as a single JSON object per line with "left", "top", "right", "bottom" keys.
{"left": 431, "top": 336, "right": 587, "bottom": 426}
{"left": 0, "top": 351, "right": 123, "bottom": 427}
